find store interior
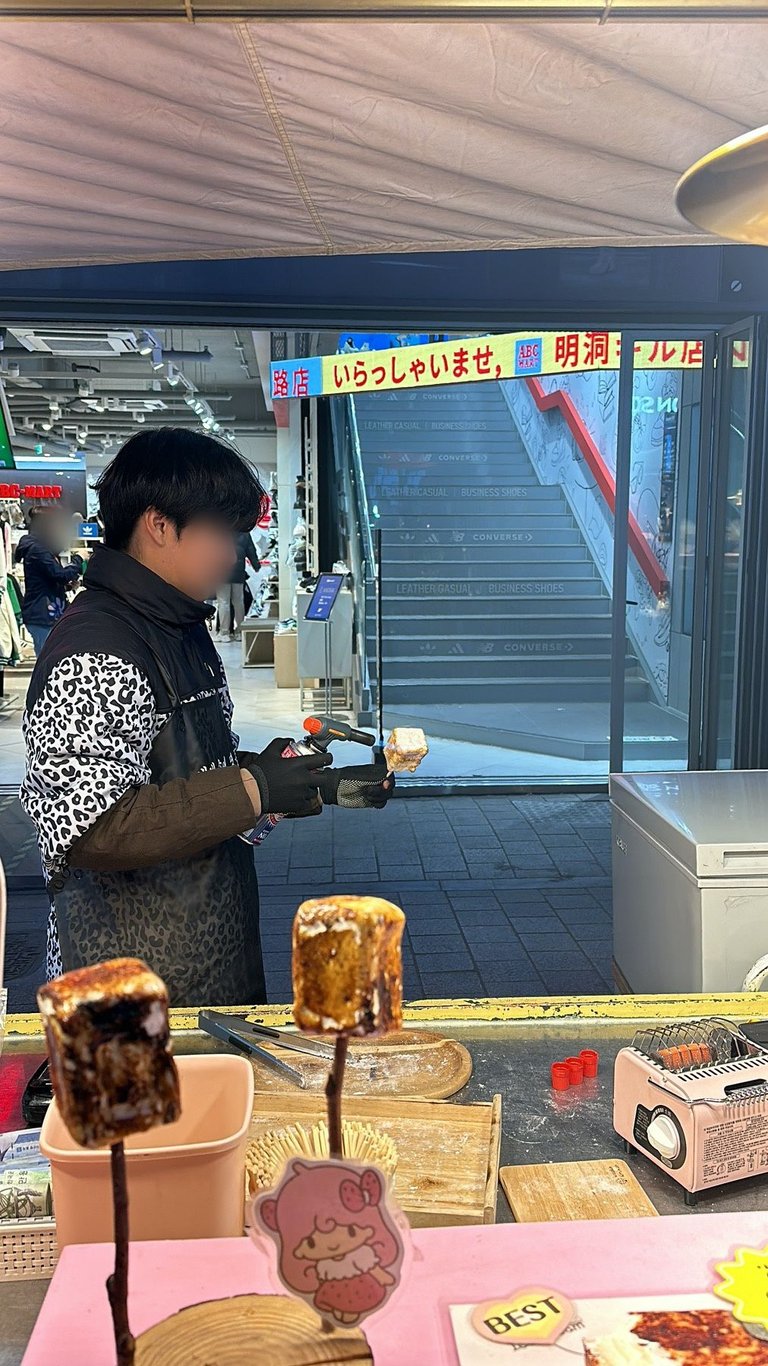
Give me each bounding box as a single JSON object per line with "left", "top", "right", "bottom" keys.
{"left": 0, "top": 322, "right": 720, "bottom": 788}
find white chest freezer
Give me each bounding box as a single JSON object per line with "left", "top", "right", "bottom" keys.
{"left": 610, "top": 770, "right": 768, "bottom": 994}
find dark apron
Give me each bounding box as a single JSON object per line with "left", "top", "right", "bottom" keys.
{"left": 53, "top": 652, "right": 266, "bottom": 1008}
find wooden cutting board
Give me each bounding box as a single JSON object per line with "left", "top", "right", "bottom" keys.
{"left": 247, "top": 1030, "right": 473, "bottom": 1100}
{"left": 250, "top": 1091, "right": 501, "bottom": 1227}
{"left": 500, "top": 1159, "right": 658, "bottom": 1223}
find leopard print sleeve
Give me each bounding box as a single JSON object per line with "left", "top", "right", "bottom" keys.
{"left": 20, "top": 652, "right": 159, "bottom": 884}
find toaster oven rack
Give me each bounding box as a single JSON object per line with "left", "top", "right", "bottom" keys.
{"left": 630, "top": 1017, "right": 763, "bottom": 1074}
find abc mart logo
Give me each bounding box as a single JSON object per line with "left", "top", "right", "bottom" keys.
{"left": 515, "top": 338, "right": 542, "bottom": 374}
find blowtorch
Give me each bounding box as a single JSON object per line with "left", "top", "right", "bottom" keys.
{"left": 240, "top": 714, "right": 378, "bottom": 846}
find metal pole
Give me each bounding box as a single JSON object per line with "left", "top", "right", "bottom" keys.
{"left": 609, "top": 332, "right": 635, "bottom": 776}
{"left": 375, "top": 526, "right": 384, "bottom": 745}
{"left": 324, "top": 616, "right": 332, "bottom": 715}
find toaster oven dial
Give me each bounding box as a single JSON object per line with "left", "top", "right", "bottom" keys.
{"left": 646, "top": 1113, "right": 682, "bottom": 1162}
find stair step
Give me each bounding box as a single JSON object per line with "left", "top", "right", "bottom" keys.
{"left": 369, "top": 655, "right": 622, "bottom": 680}
{"left": 382, "top": 563, "right": 599, "bottom": 583}
{"left": 368, "top": 598, "right": 612, "bottom": 619}
{"left": 382, "top": 678, "right": 650, "bottom": 703}
{"left": 384, "top": 546, "right": 590, "bottom": 565}
{"left": 368, "top": 615, "right": 613, "bottom": 637}
{"left": 374, "top": 485, "right": 563, "bottom": 507}
{"left": 377, "top": 633, "right": 615, "bottom": 656}
{"left": 383, "top": 529, "right": 583, "bottom": 548}
{"left": 377, "top": 513, "right": 573, "bottom": 530}
{"left": 382, "top": 579, "right": 607, "bottom": 599}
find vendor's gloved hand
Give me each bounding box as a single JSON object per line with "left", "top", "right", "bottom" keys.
{"left": 246, "top": 738, "right": 332, "bottom": 817}
{"left": 317, "top": 759, "right": 394, "bottom": 810}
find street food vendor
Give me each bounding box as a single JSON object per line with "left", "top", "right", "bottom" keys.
{"left": 20, "top": 428, "right": 392, "bottom": 1005}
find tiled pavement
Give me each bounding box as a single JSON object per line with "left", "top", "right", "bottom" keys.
{"left": 255, "top": 793, "right": 613, "bottom": 1004}
{"left": 2, "top": 792, "right": 614, "bottom": 1012}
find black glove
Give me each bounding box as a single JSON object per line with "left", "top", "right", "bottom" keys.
{"left": 246, "top": 738, "right": 332, "bottom": 817}
{"left": 317, "top": 759, "right": 394, "bottom": 810}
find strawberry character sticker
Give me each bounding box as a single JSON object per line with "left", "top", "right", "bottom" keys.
{"left": 250, "top": 1158, "right": 406, "bottom": 1327}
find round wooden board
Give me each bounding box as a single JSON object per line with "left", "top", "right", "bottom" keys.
{"left": 135, "top": 1294, "right": 372, "bottom": 1365}
{"left": 248, "top": 1029, "right": 472, "bottom": 1099}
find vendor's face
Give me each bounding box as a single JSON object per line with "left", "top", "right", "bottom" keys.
{"left": 294, "top": 1220, "right": 374, "bottom": 1263}
{"left": 170, "top": 519, "right": 238, "bottom": 601}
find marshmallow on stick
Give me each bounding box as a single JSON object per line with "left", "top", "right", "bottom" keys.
{"left": 38, "top": 958, "right": 181, "bottom": 1366}
{"left": 38, "top": 957, "right": 180, "bottom": 1148}
{"left": 383, "top": 727, "right": 429, "bottom": 774}
{"left": 293, "top": 895, "right": 405, "bottom": 1038}
{"left": 293, "top": 894, "right": 406, "bottom": 1189}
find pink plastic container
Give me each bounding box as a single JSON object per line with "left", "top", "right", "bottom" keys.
{"left": 40, "top": 1054, "right": 254, "bottom": 1248}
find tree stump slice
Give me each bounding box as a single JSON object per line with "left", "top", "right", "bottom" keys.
{"left": 134, "top": 1293, "right": 373, "bottom": 1365}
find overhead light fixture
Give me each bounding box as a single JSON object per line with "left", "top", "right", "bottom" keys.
{"left": 76, "top": 427, "right": 88, "bottom": 443}
{"left": 136, "top": 413, "right": 146, "bottom": 424}
{"left": 676, "top": 125, "right": 768, "bottom": 244}
{"left": 41, "top": 419, "right": 52, "bottom": 431}
{"left": 166, "top": 362, "right": 181, "bottom": 387}
{"left": 137, "top": 329, "right": 158, "bottom": 357}
{"left": 151, "top": 347, "right": 164, "bottom": 372}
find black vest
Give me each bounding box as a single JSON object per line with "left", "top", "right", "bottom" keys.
{"left": 32, "top": 546, "right": 266, "bottom": 1007}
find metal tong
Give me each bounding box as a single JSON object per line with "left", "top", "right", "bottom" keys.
{"left": 197, "top": 1010, "right": 333, "bottom": 1090}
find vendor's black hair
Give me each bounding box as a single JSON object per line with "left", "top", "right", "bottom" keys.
{"left": 94, "top": 428, "right": 269, "bottom": 551}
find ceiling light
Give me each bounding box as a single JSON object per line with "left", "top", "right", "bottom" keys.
{"left": 151, "top": 346, "right": 164, "bottom": 372}
{"left": 136, "top": 413, "right": 145, "bottom": 424}
{"left": 166, "top": 363, "right": 181, "bottom": 387}
{"left": 76, "top": 427, "right": 87, "bottom": 443}
{"left": 137, "top": 329, "right": 157, "bottom": 357}
{"left": 41, "top": 419, "right": 52, "bottom": 431}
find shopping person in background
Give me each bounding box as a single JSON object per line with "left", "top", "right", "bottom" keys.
{"left": 15, "top": 506, "right": 81, "bottom": 655}
{"left": 21, "top": 428, "right": 392, "bottom": 1005}
{"left": 215, "top": 528, "right": 261, "bottom": 641}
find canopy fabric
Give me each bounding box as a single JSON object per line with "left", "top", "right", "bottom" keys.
{"left": 0, "top": 18, "right": 763, "bottom": 270}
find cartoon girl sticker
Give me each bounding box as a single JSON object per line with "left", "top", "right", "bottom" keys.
{"left": 251, "top": 1159, "right": 405, "bottom": 1327}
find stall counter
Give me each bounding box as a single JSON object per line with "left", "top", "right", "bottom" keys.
{"left": 4, "top": 991, "right": 768, "bottom": 1363}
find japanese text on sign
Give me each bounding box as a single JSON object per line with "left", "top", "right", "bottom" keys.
{"left": 271, "top": 333, "right": 748, "bottom": 401}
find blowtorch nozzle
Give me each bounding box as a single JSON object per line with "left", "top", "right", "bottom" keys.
{"left": 303, "top": 715, "right": 376, "bottom": 750}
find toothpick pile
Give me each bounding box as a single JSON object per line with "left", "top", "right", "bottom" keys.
{"left": 246, "top": 1120, "right": 397, "bottom": 1193}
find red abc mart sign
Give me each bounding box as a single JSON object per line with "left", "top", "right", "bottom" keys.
{"left": 0, "top": 483, "right": 62, "bottom": 499}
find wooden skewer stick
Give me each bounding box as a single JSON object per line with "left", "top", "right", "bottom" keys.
{"left": 321, "top": 1033, "right": 350, "bottom": 1333}
{"left": 106, "top": 1141, "right": 135, "bottom": 1366}
{"left": 326, "top": 1035, "right": 349, "bottom": 1161}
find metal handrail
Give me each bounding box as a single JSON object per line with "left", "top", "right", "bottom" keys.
{"left": 347, "top": 395, "right": 376, "bottom": 571}
{"left": 330, "top": 396, "right": 377, "bottom": 719}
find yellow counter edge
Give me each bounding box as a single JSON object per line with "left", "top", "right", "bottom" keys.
{"left": 6, "top": 991, "right": 768, "bottom": 1038}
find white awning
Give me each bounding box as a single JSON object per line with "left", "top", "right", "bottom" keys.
{"left": 0, "top": 18, "right": 763, "bottom": 269}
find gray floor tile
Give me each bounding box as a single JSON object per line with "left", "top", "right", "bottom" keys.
{"left": 409, "top": 934, "right": 468, "bottom": 953}
{"left": 418, "top": 971, "right": 486, "bottom": 997}
{"left": 414, "top": 950, "right": 475, "bottom": 972}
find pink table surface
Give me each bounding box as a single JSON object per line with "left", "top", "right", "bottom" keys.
{"left": 23, "top": 1213, "right": 768, "bottom": 1365}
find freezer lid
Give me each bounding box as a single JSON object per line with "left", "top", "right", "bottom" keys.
{"left": 610, "top": 771, "right": 768, "bottom": 878}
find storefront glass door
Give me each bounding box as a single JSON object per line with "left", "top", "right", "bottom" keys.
{"left": 611, "top": 331, "right": 712, "bottom": 774}
{"left": 611, "top": 323, "right": 755, "bottom": 778}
